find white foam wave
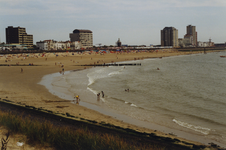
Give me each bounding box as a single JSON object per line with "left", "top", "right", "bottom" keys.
{"left": 87, "top": 68, "right": 108, "bottom": 86}
{"left": 87, "top": 75, "right": 95, "bottom": 86}
{"left": 108, "top": 71, "right": 120, "bottom": 76}
{"left": 108, "top": 67, "right": 124, "bottom": 76}
{"left": 130, "top": 104, "right": 137, "bottom": 107}
{"left": 173, "top": 119, "right": 211, "bottom": 135}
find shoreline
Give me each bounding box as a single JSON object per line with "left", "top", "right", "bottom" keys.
{"left": 38, "top": 53, "right": 226, "bottom": 148}
{"left": 0, "top": 49, "right": 225, "bottom": 149}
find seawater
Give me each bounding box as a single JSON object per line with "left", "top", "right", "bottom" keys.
{"left": 40, "top": 51, "right": 226, "bottom": 146}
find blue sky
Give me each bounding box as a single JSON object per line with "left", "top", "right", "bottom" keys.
{"left": 0, "top": 0, "right": 226, "bottom": 45}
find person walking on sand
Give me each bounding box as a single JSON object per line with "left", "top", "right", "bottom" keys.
{"left": 21, "top": 68, "right": 23, "bottom": 73}
{"left": 75, "top": 95, "right": 80, "bottom": 104}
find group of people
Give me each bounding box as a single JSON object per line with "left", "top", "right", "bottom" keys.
{"left": 125, "top": 89, "right": 129, "bottom": 92}
{"left": 97, "top": 91, "right": 104, "bottom": 100}
{"left": 74, "top": 89, "right": 132, "bottom": 104}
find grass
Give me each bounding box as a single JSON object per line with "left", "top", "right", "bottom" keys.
{"left": 0, "top": 111, "right": 165, "bottom": 150}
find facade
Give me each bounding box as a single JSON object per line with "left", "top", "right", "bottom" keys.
{"left": 36, "top": 41, "right": 48, "bottom": 50}
{"left": 36, "top": 40, "right": 54, "bottom": 50}
{"left": 70, "top": 29, "right": 93, "bottom": 48}
{"left": 70, "top": 41, "right": 81, "bottom": 50}
{"left": 36, "top": 40, "right": 81, "bottom": 50}
{"left": 178, "top": 38, "right": 185, "bottom": 47}
{"left": 161, "top": 27, "right": 178, "bottom": 47}
{"left": 186, "top": 25, "right": 197, "bottom": 46}
{"left": 183, "top": 34, "right": 194, "bottom": 46}
{"left": 198, "top": 39, "right": 214, "bottom": 47}
{"left": 6, "top": 26, "right": 33, "bottom": 49}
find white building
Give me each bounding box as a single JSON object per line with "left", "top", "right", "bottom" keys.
{"left": 36, "top": 40, "right": 56, "bottom": 50}
{"left": 36, "top": 40, "right": 79, "bottom": 50}
{"left": 70, "top": 41, "right": 81, "bottom": 50}
{"left": 198, "top": 39, "right": 214, "bottom": 47}
{"left": 36, "top": 41, "right": 48, "bottom": 50}
{"left": 198, "top": 41, "right": 214, "bottom": 47}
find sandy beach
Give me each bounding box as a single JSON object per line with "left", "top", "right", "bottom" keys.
{"left": 0, "top": 50, "right": 215, "bottom": 149}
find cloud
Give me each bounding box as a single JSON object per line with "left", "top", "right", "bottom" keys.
{"left": 1, "top": 0, "right": 225, "bottom": 17}
{"left": 0, "top": 0, "right": 87, "bottom": 16}
{"left": 165, "top": 0, "right": 226, "bottom": 7}
{"left": 86, "top": 0, "right": 226, "bottom": 11}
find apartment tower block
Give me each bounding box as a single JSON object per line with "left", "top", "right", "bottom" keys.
{"left": 186, "top": 25, "right": 197, "bottom": 46}
{"left": 70, "top": 29, "right": 93, "bottom": 48}
{"left": 161, "top": 27, "right": 178, "bottom": 47}
{"left": 6, "top": 26, "right": 33, "bottom": 48}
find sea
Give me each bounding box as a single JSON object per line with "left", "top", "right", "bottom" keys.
{"left": 39, "top": 51, "right": 226, "bottom": 147}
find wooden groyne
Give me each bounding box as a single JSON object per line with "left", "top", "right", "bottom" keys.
{"left": 0, "top": 64, "right": 40, "bottom": 66}
{"left": 81, "top": 63, "right": 141, "bottom": 67}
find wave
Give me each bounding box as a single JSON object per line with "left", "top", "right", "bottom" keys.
{"left": 157, "top": 106, "right": 226, "bottom": 126}
{"left": 108, "top": 67, "right": 124, "bottom": 76}
{"left": 87, "top": 67, "right": 125, "bottom": 86}
{"left": 130, "top": 103, "right": 138, "bottom": 107}
{"left": 87, "top": 68, "right": 108, "bottom": 86}
{"left": 173, "top": 119, "right": 211, "bottom": 135}
{"left": 124, "top": 101, "right": 138, "bottom": 108}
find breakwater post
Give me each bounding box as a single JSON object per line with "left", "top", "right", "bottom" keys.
{"left": 80, "top": 63, "right": 141, "bottom": 67}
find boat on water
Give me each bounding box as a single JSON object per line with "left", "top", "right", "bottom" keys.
{"left": 220, "top": 56, "right": 226, "bottom": 58}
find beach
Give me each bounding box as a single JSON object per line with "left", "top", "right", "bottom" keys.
{"left": 0, "top": 50, "right": 223, "bottom": 149}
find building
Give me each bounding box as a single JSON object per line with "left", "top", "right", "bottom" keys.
{"left": 70, "top": 41, "right": 81, "bottom": 50}
{"left": 36, "top": 41, "right": 48, "bottom": 50}
{"left": 186, "top": 25, "right": 197, "bottom": 46}
{"left": 183, "top": 34, "right": 194, "bottom": 46}
{"left": 36, "top": 40, "right": 54, "bottom": 50}
{"left": 36, "top": 40, "right": 81, "bottom": 50}
{"left": 178, "top": 38, "right": 185, "bottom": 47}
{"left": 214, "top": 43, "right": 226, "bottom": 47}
{"left": 161, "top": 27, "right": 178, "bottom": 47}
{"left": 116, "top": 38, "right": 122, "bottom": 47}
{"left": 6, "top": 26, "right": 33, "bottom": 49}
{"left": 69, "top": 29, "right": 93, "bottom": 48}
{"left": 198, "top": 39, "right": 214, "bottom": 47}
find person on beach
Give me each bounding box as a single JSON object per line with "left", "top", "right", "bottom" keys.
{"left": 21, "top": 68, "right": 23, "bottom": 73}
{"left": 101, "top": 91, "right": 104, "bottom": 98}
{"left": 97, "top": 93, "right": 100, "bottom": 101}
{"left": 74, "top": 95, "right": 80, "bottom": 104}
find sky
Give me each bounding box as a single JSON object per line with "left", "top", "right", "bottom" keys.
{"left": 0, "top": 0, "right": 226, "bottom": 46}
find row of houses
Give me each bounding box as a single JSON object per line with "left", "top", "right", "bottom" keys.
{"left": 36, "top": 29, "right": 93, "bottom": 50}
{"left": 36, "top": 40, "right": 81, "bottom": 50}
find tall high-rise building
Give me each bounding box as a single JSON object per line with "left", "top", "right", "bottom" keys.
{"left": 161, "top": 27, "right": 178, "bottom": 47}
{"left": 69, "top": 29, "right": 93, "bottom": 48}
{"left": 6, "top": 26, "right": 33, "bottom": 48}
{"left": 186, "top": 25, "right": 197, "bottom": 46}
